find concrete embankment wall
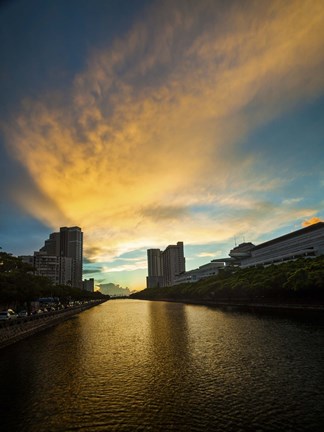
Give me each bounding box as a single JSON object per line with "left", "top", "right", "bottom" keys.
{"left": 0, "top": 300, "right": 107, "bottom": 350}
{"left": 134, "top": 297, "right": 324, "bottom": 316}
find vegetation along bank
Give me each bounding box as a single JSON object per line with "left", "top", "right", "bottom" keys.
{"left": 131, "top": 256, "right": 324, "bottom": 312}
{"left": 0, "top": 250, "right": 109, "bottom": 349}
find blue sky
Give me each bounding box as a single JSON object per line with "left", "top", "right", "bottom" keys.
{"left": 0, "top": 0, "right": 323, "bottom": 291}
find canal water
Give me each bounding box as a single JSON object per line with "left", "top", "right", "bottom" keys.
{"left": 0, "top": 299, "right": 323, "bottom": 431}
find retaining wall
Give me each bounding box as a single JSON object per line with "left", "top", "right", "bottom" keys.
{"left": 0, "top": 300, "right": 107, "bottom": 349}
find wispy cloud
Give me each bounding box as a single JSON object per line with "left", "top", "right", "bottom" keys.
{"left": 2, "top": 0, "right": 324, "bottom": 264}
{"left": 102, "top": 261, "right": 147, "bottom": 273}
{"left": 196, "top": 251, "right": 223, "bottom": 258}
{"left": 83, "top": 267, "right": 103, "bottom": 275}
{"left": 282, "top": 198, "right": 303, "bottom": 206}
{"left": 141, "top": 205, "right": 188, "bottom": 222}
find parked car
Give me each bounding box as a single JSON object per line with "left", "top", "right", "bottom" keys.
{"left": 31, "top": 309, "right": 41, "bottom": 315}
{"left": 0, "top": 309, "right": 19, "bottom": 320}
{"left": 0, "top": 311, "right": 10, "bottom": 321}
{"left": 18, "top": 310, "right": 29, "bottom": 318}
{"left": 7, "top": 309, "right": 19, "bottom": 319}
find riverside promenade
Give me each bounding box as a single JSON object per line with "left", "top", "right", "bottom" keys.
{"left": 0, "top": 299, "right": 107, "bottom": 349}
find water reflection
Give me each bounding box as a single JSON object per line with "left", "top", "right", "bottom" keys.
{"left": 186, "top": 306, "right": 324, "bottom": 431}
{"left": 148, "top": 301, "right": 190, "bottom": 364}
{"left": 0, "top": 317, "right": 86, "bottom": 431}
{"left": 144, "top": 302, "right": 196, "bottom": 429}
{"left": 0, "top": 300, "right": 323, "bottom": 431}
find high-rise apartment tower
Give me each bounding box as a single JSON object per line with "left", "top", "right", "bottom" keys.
{"left": 162, "top": 241, "right": 185, "bottom": 287}
{"left": 31, "top": 226, "right": 83, "bottom": 288}
{"left": 147, "top": 249, "right": 164, "bottom": 288}
{"left": 146, "top": 241, "right": 185, "bottom": 288}
{"left": 59, "top": 226, "right": 83, "bottom": 288}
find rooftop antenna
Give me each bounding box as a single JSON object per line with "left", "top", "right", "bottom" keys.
{"left": 234, "top": 236, "right": 237, "bottom": 247}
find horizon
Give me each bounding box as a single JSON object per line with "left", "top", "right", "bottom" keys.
{"left": 2, "top": 219, "right": 323, "bottom": 293}
{"left": 1, "top": 0, "right": 323, "bottom": 291}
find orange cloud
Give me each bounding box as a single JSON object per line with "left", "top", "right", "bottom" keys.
{"left": 302, "top": 217, "right": 323, "bottom": 227}
{"left": 2, "top": 0, "right": 324, "bottom": 262}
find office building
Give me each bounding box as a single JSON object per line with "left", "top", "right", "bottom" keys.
{"left": 211, "top": 221, "right": 324, "bottom": 269}
{"left": 240, "top": 222, "right": 324, "bottom": 268}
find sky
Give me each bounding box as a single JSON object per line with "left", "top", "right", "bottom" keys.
{"left": 0, "top": 0, "right": 323, "bottom": 291}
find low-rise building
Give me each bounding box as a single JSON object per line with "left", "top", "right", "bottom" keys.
{"left": 240, "top": 222, "right": 324, "bottom": 268}
{"left": 83, "top": 278, "right": 95, "bottom": 292}
{"left": 174, "top": 261, "right": 225, "bottom": 284}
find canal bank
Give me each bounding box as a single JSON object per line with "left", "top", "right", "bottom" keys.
{"left": 132, "top": 296, "right": 324, "bottom": 317}
{"left": 0, "top": 300, "right": 107, "bottom": 349}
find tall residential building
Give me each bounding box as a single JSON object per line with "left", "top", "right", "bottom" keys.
{"left": 146, "top": 241, "right": 186, "bottom": 288}
{"left": 40, "top": 232, "right": 60, "bottom": 256}
{"left": 147, "top": 249, "right": 164, "bottom": 288}
{"left": 58, "top": 256, "right": 73, "bottom": 286}
{"left": 33, "top": 252, "right": 60, "bottom": 285}
{"left": 59, "top": 227, "right": 83, "bottom": 288}
{"left": 162, "top": 242, "right": 185, "bottom": 287}
{"left": 27, "top": 226, "right": 84, "bottom": 288}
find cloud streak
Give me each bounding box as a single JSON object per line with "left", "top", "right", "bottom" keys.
{"left": 2, "top": 0, "right": 324, "bottom": 265}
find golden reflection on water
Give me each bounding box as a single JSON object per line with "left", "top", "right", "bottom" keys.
{"left": 0, "top": 300, "right": 323, "bottom": 431}
{"left": 148, "top": 301, "right": 190, "bottom": 363}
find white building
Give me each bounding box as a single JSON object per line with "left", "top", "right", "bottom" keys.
{"left": 174, "top": 261, "right": 225, "bottom": 284}
{"left": 241, "top": 222, "right": 324, "bottom": 268}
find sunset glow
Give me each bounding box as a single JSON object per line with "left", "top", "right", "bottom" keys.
{"left": 1, "top": 0, "right": 323, "bottom": 290}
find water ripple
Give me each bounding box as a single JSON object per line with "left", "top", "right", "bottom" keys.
{"left": 0, "top": 300, "right": 324, "bottom": 431}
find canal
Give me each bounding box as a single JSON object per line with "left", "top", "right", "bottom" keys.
{"left": 0, "top": 299, "right": 323, "bottom": 431}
